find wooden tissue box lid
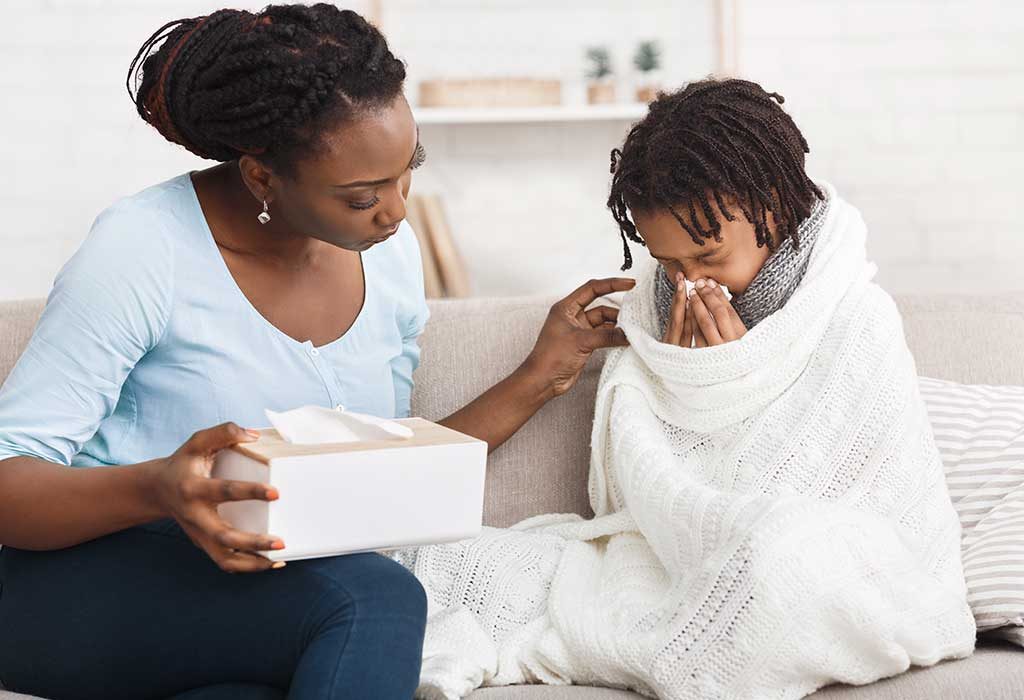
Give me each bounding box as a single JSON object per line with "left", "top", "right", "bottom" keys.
{"left": 232, "top": 418, "right": 481, "bottom": 464}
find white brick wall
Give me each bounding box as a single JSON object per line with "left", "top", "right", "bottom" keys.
{"left": 738, "top": 0, "right": 1024, "bottom": 295}
{"left": 0, "top": 0, "right": 1021, "bottom": 301}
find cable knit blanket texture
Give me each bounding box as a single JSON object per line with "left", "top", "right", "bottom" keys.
{"left": 396, "top": 182, "right": 976, "bottom": 700}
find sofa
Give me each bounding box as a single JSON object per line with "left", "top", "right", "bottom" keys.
{"left": 2, "top": 292, "right": 1024, "bottom": 700}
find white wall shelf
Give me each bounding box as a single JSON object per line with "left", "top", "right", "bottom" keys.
{"left": 413, "top": 103, "right": 648, "bottom": 125}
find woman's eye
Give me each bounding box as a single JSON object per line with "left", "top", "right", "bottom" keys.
{"left": 410, "top": 143, "right": 427, "bottom": 170}
{"left": 348, "top": 195, "right": 380, "bottom": 211}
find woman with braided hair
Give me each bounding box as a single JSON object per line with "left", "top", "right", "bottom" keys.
{"left": 0, "top": 5, "right": 632, "bottom": 699}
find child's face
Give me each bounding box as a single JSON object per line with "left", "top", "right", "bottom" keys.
{"left": 632, "top": 194, "right": 779, "bottom": 295}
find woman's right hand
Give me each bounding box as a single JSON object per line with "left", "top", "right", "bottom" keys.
{"left": 143, "top": 422, "right": 285, "bottom": 573}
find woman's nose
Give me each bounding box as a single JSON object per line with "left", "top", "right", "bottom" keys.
{"left": 375, "top": 182, "right": 407, "bottom": 228}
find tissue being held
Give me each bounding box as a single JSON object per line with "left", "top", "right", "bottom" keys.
{"left": 266, "top": 405, "right": 414, "bottom": 444}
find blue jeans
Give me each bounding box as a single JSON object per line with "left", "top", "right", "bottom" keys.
{"left": 0, "top": 520, "right": 427, "bottom": 699}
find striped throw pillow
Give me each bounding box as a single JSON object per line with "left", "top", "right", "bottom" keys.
{"left": 919, "top": 376, "right": 1024, "bottom": 641}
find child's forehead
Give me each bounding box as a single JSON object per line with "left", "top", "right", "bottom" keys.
{"left": 640, "top": 214, "right": 730, "bottom": 259}
{"left": 676, "top": 231, "right": 728, "bottom": 258}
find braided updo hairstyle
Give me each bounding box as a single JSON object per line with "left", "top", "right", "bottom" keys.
{"left": 607, "top": 78, "right": 823, "bottom": 270}
{"left": 127, "top": 4, "right": 406, "bottom": 174}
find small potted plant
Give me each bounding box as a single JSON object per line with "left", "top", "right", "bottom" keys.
{"left": 633, "top": 40, "right": 662, "bottom": 103}
{"left": 585, "top": 46, "right": 615, "bottom": 105}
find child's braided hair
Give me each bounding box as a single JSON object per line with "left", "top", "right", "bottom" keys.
{"left": 607, "top": 78, "right": 823, "bottom": 270}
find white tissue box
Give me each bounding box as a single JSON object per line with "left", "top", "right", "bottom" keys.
{"left": 212, "top": 418, "right": 487, "bottom": 561}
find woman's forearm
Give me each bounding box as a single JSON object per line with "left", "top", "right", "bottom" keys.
{"left": 438, "top": 278, "right": 634, "bottom": 452}
{"left": 0, "top": 456, "right": 166, "bottom": 550}
{"left": 439, "top": 362, "right": 553, "bottom": 453}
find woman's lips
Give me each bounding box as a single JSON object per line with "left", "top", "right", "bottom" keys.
{"left": 365, "top": 225, "right": 400, "bottom": 245}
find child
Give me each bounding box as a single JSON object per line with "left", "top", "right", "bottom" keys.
{"left": 402, "top": 78, "right": 976, "bottom": 700}
{"left": 608, "top": 78, "right": 826, "bottom": 347}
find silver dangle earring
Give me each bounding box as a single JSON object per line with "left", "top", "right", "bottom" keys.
{"left": 257, "top": 199, "right": 271, "bottom": 225}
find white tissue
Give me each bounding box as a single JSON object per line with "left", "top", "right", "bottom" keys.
{"left": 265, "top": 405, "right": 414, "bottom": 444}
{"left": 683, "top": 278, "right": 732, "bottom": 300}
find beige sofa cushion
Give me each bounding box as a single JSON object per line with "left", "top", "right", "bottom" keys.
{"left": 0, "top": 300, "right": 43, "bottom": 391}
{"left": 4, "top": 293, "right": 1024, "bottom": 528}
{"left": 896, "top": 293, "right": 1024, "bottom": 386}
{"left": 411, "top": 293, "right": 1024, "bottom": 527}
{"left": 464, "top": 643, "right": 1024, "bottom": 699}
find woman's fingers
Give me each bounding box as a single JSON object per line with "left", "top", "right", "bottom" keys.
{"left": 579, "top": 325, "right": 629, "bottom": 351}
{"left": 688, "top": 285, "right": 723, "bottom": 345}
{"left": 181, "top": 505, "right": 284, "bottom": 572}
{"left": 185, "top": 422, "right": 259, "bottom": 457}
{"left": 213, "top": 526, "right": 285, "bottom": 555}
{"left": 190, "top": 477, "right": 279, "bottom": 504}
{"left": 563, "top": 277, "right": 636, "bottom": 315}
{"left": 180, "top": 477, "right": 285, "bottom": 556}
{"left": 583, "top": 305, "right": 619, "bottom": 328}
{"left": 163, "top": 424, "right": 289, "bottom": 574}
{"left": 218, "top": 549, "right": 282, "bottom": 574}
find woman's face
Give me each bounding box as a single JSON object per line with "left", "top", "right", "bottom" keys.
{"left": 631, "top": 194, "right": 779, "bottom": 295}
{"left": 264, "top": 94, "right": 423, "bottom": 252}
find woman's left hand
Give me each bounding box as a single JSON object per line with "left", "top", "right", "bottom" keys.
{"left": 521, "top": 277, "right": 636, "bottom": 398}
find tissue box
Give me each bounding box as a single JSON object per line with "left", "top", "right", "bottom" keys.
{"left": 212, "top": 418, "right": 487, "bottom": 561}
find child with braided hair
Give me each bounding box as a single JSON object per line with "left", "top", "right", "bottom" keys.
{"left": 400, "top": 79, "right": 973, "bottom": 699}
{"left": 608, "top": 77, "right": 827, "bottom": 348}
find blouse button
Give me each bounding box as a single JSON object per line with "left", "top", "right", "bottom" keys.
{"left": 310, "top": 347, "right": 320, "bottom": 357}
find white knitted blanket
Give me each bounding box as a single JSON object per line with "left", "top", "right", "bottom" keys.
{"left": 401, "top": 183, "right": 976, "bottom": 699}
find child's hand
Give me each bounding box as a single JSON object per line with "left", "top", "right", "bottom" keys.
{"left": 662, "top": 272, "right": 747, "bottom": 347}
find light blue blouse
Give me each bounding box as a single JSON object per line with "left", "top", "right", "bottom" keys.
{"left": 0, "top": 173, "right": 430, "bottom": 467}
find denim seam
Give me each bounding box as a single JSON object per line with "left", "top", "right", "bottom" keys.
{"left": 302, "top": 574, "right": 356, "bottom": 698}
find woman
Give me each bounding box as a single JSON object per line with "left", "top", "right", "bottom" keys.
{"left": 0, "top": 5, "right": 632, "bottom": 699}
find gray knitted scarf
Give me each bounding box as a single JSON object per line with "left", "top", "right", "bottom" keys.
{"left": 654, "top": 191, "right": 831, "bottom": 336}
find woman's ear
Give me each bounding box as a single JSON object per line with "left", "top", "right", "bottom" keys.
{"left": 238, "top": 155, "right": 276, "bottom": 204}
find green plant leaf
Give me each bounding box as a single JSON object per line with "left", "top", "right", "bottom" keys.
{"left": 633, "top": 40, "right": 661, "bottom": 73}
{"left": 585, "top": 46, "right": 613, "bottom": 80}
